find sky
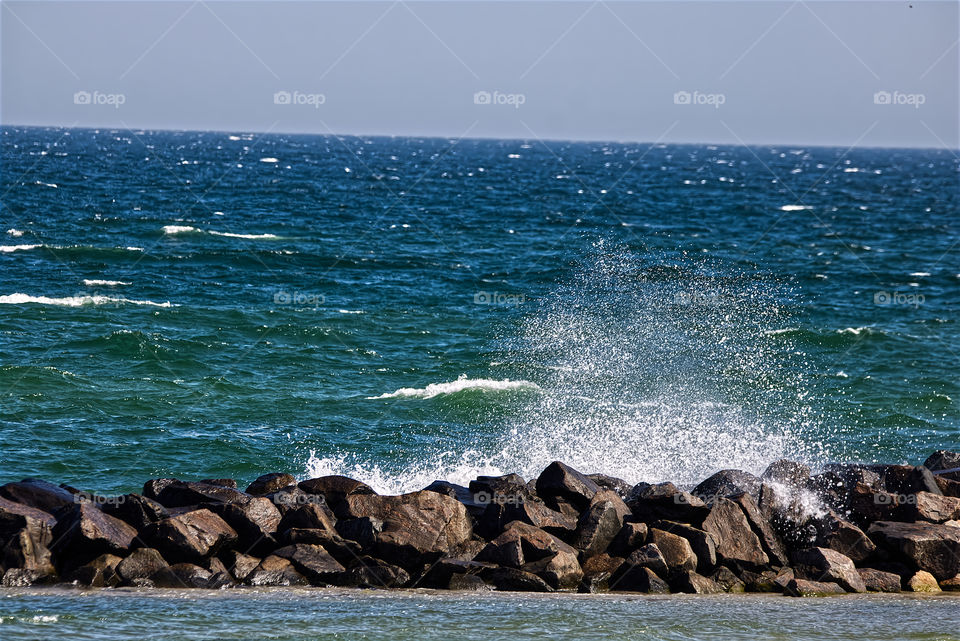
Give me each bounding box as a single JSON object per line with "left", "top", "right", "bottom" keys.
{"left": 1, "top": 1, "right": 958, "bottom": 148}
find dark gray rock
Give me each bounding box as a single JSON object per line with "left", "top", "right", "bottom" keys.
{"left": 626, "top": 482, "right": 710, "bottom": 526}
{"left": 868, "top": 521, "right": 960, "bottom": 581}
{"left": 574, "top": 490, "right": 631, "bottom": 556}
{"left": 478, "top": 566, "right": 554, "bottom": 592}
{"left": 272, "top": 543, "right": 346, "bottom": 585}
{"left": 142, "top": 509, "right": 238, "bottom": 563}
{"left": 693, "top": 470, "right": 761, "bottom": 502}
{"left": 51, "top": 503, "right": 138, "bottom": 567}
{"left": 793, "top": 547, "right": 866, "bottom": 592}
{"left": 0, "top": 479, "right": 75, "bottom": 514}
{"left": 701, "top": 498, "right": 769, "bottom": 570}
{"left": 609, "top": 564, "right": 669, "bottom": 593}
{"left": 116, "top": 548, "right": 170, "bottom": 583}
{"left": 536, "top": 462, "right": 600, "bottom": 512}
{"left": 762, "top": 460, "right": 811, "bottom": 488}
{"left": 608, "top": 522, "right": 648, "bottom": 557}
{"left": 245, "top": 473, "right": 296, "bottom": 496}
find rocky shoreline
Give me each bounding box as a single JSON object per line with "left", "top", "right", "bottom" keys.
{"left": 2, "top": 452, "right": 960, "bottom": 596}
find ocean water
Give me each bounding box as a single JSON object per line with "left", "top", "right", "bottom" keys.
{"left": 1, "top": 126, "right": 958, "bottom": 496}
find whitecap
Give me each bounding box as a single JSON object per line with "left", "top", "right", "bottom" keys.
{"left": 368, "top": 374, "right": 541, "bottom": 400}
{"left": 0, "top": 244, "right": 40, "bottom": 252}
{"left": 6, "top": 229, "right": 24, "bottom": 237}
{"left": 0, "top": 293, "right": 174, "bottom": 307}
{"left": 162, "top": 225, "right": 197, "bottom": 235}
{"left": 83, "top": 279, "right": 131, "bottom": 287}
{"left": 779, "top": 205, "right": 811, "bottom": 211}
{"left": 909, "top": 272, "right": 931, "bottom": 277}
{"left": 337, "top": 309, "right": 364, "bottom": 314}
{"left": 260, "top": 157, "right": 279, "bottom": 163}
{"left": 208, "top": 230, "right": 279, "bottom": 239}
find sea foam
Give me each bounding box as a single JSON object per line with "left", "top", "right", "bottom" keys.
{"left": 368, "top": 375, "right": 541, "bottom": 400}
{"left": 0, "top": 293, "right": 174, "bottom": 307}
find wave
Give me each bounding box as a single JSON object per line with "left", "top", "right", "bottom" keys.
{"left": 6, "top": 229, "right": 24, "bottom": 237}
{"left": 0, "top": 244, "right": 41, "bottom": 253}
{"left": 0, "top": 293, "right": 174, "bottom": 307}
{"left": 163, "top": 225, "right": 279, "bottom": 239}
{"left": 82, "top": 279, "right": 131, "bottom": 287}
{"left": 367, "top": 374, "right": 541, "bottom": 400}
{"left": 779, "top": 205, "right": 811, "bottom": 211}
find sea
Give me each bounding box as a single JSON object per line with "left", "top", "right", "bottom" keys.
{"left": 1, "top": 126, "right": 958, "bottom": 639}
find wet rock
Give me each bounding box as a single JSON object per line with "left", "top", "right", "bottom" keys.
{"left": 0, "top": 496, "right": 56, "bottom": 541}
{"left": 535, "top": 462, "right": 599, "bottom": 512}
{"left": 757, "top": 482, "right": 819, "bottom": 551}
{"left": 783, "top": 578, "right": 846, "bottom": 596}
{"left": 209, "top": 497, "right": 282, "bottom": 555}
{"left": 701, "top": 498, "right": 768, "bottom": 570}
{"left": 340, "top": 556, "right": 410, "bottom": 588}
{"left": 448, "top": 573, "right": 491, "bottom": 591}
{"left": 848, "top": 483, "right": 901, "bottom": 528}
{"left": 0, "top": 479, "right": 75, "bottom": 514}
{"left": 793, "top": 547, "right": 866, "bottom": 592}
{"left": 476, "top": 521, "right": 575, "bottom": 569}
{"left": 813, "top": 512, "right": 875, "bottom": 563}
{"left": 273, "top": 543, "right": 346, "bottom": 585}
{"left": 608, "top": 522, "right": 648, "bottom": 557}
{"left": 811, "top": 465, "right": 881, "bottom": 512}
{"left": 423, "top": 481, "right": 482, "bottom": 515}
{"left": 673, "top": 570, "right": 724, "bottom": 594}
{"left": 200, "top": 479, "right": 237, "bottom": 489}
{"left": 903, "top": 492, "right": 960, "bottom": 523}
{"left": 245, "top": 555, "right": 309, "bottom": 586}
{"left": 298, "top": 476, "right": 375, "bottom": 517}
{"left": 693, "top": 470, "right": 761, "bottom": 502}
{"left": 609, "top": 565, "right": 669, "bottom": 593}
{"left": 143, "top": 509, "right": 238, "bottom": 564}
{"left": 577, "top": 553, "right": 624, "bottom": 593}
{"left": 612, "top": 544, "right": 669, "bottom": 579}
{"left": 117, "top": 548, "right": 170, "bottom": 583}
{"left": 100, "top": 494, "right": 169, "bottom": 532}
{"left": 264, "top": 487, "right": 325, "bottom": 516}
{"left": 340, "top": 491, "right": 472, "bottom": 568}
{"left": 279, "top": 528, "right": 362, "bottom": 567}
{"left": 475, "top": 495, "right": 577, "bottom": 542}
{"left": 415, "top": 558, "right": 495, "bottom": 589}
{"left": 878, "top": 465, "right": 941, "bottom": 496}
{"left": 728, "top": 492, "right": 789, "bottom": 566}
{"left": 66, "top": 553, "right": 122, "bottom": 587}
{"left": 51, "top": 503, "right": 137, "bottom": 567}
{"left": 857, "top": 568, "right": 901, "bottom": 592}
{"left": 245, "top": 473, "right": 296, "bottom": 496}
{"left": 587, "top": 474, "right": 632, "bottom": 499}
{"left": 739, "top": 568, "right": 780, "bottom": 592}
{"left": 142, "top": 478, "right": 179, "bottom": 501}
{"left": 762, "top": 460, "right": 811, "bottom": 489}
{"left": 905, "top": 570, "right": 941, "bottom": 592}
{"left": 221, "top": 550, "right": 261, "bottom": 582}
{"left": 335, "top": 516, "right": 383, "bottom": 549}
{"left": 626, "top": 482, "right": 710, "bottom": 526}
{"left": 649, "top": 528, "right": 697, "bottom": 572}
{"left": 868, "top": 521, "right": 960, "bottom": 581}
{"left": 163, "top": 563, "right": 213, "bottom": 588}
{"left": 651, "top": 521, "right": 716, "bottom": 572}
{"left": 773, "top": 566, "right": 795, "bottom": 591}
{"left": 940, "top": 574, "right": 960, "bottom": 591}
{"left": 3, "top": 521, "right": 55, "bottom": 577}
{"left": 2, "top": 568, "right": 55, "bottom": 586}
{"left": 154, "top": 481, "right": 250, "bottom": 508}
{"left": 924, "top": 451, "right": 960, "bottom": 482}
{"left": 710, "top": 566, "right": 745, "bottom": 593}
{"left": 936, "top": 476, "right": 960, "bottom": 498}
{"left": 522, "top": 548, "right": 583, "bottom": 589}
{"left": 574, "top": 490, "right": 631, "bottom": 556}
{"left": 478, "top": 566, "right": 554, "bottom": 592}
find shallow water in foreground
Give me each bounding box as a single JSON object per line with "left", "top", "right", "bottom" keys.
{"left": 1, "top": 588, "right": 958, "bottom": 641}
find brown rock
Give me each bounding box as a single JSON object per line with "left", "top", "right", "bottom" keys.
{"left": 478, "top": 566, "right": 554, "bottom": 592}
{"left": 210, "top": 497, "right": 282, "bottom": 555}
{"left": 340, "top": 556, "right": 410, "bottom": 588}
{"left": 272, "top": 543, "right": 345, "bottom": 585}
{"left": 649, "top": 528, "right": 697, "bottom": 572}
{"left": 627, "top": 482, "right": 710, "bottom": 526}
{"left": 702, "top": 498, "right": 769, "bottom": 569}
{"left": 298, "top": 476, "right": 375, "bottom": 516}
{"left": 924, "top": 451, "right": 960, "bottom": 482}
{"left": 673, "top": 570, "right": 724, "bottom": 594}
{"left": 608, "top": 522, "right": 648, "bottom": 557}
{"left": 905, "top": 492, "right": 960, "bottom": 523}
{"left": 651, "top": 520, "right": 717, "bottom": 573}
{"left": 939, "top": 574, "right": 960, "bottom": 591}
{"left": 793, "top": 547, "right": 866, "bottom": 592}
{"left": 693, "top": 470, "right": 761, "bottom": 502}
{"left": 574, "top": 490, "right": 630, "bottom": 556}
{"left": 614, "top": 543, "right": 669, "bottom": 579}
{"left": 143, "top": 508, "right": 238, "bottom": 563}
{"left": 51, "top": 503, "right": 137, "bottom": 566}
{"left": 868, "top": 521, "right": 960, "bottom": 581}
{"left": 610, "top": 565, "right": 670, "bottom": 593}
{"left": 522, "top": 548, "right": 583, "bottom": 589}
{"left": 2, "top": 568, "right": 55, "bottom": 586}
{"left": 762, "top": 460, "right": 811, "bottom": 488}
{"left": 0, "top": 479, "right": 75, "bottom": 514}
{"left": 535, "top": 461, "right": 600, "bottom": 511}
{"left": 245, "top": 555, "right": 308, "bottom": 586}
{"left": 221, "top": 550, "right": 261, "bottom": 582}
{"left": 710, "top": 566, "right": 745, "bottom": 592}
{"left": 0, "top": 496, "right": 56, "bottom": 541}
{"left": 245, "top": 473, "right": 296, "bottom": 496}
{"left": 784, "top": 578, "right": 846, "bottom": 596}
{"left": 815, "top": 513, "right": 876, "bottom": 563}
{"left": 586, "top": 474, "right": 632, "bottom": 499}
{"left": 100, "top": 494, "right": 169, "bottom": 532}
{"left": 66, "top": 553, "right": 122, "bottom": 587}
{"left": 161, "top": 563, "right": 213, "bottom": 588}
{"left": 415, "top": 558, "right": 495, "bottom": 589}
{"left": 154, "top": 481, "right": 250, "bottom": 508}
{"left": 906, "top": 570, "right": 941, "bottom": 592}
{"left": 117, "top": 548, "right": 170, "bottom": 583}
{"left": 3, "top": 522, "right": 55, "bottom": 577}
{"left": 476, "top": 521, "right": 575, "bottom": 568}
{"left": 729, "top": 492, "right": 789, "bottom": 566}
{"left": 278, "top": 528, "right": 362, "bottom": 567}
{"left": 577, "top": 553, "right": 625, "bottom": 593}
{"left": 857, "top": 568, "right": 901, "bottom": 592}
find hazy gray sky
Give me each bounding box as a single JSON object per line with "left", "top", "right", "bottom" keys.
{"left": 2, "top": 1, "right": 957, "bottom": 147}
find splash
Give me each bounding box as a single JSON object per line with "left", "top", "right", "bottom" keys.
{"left": 368, "top": 375, "right": 541, "bottom": 400}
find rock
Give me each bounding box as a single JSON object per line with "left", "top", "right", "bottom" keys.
{"left": 814, "top": 513, "right": 876, "bottom": 563}
{"left": 3, "top": 522, "right": 55, "bottom": 577}
{"left": 535, "top": 462, "right": 600, "bottom": 511}
{"left": 100, "top": 494, "right": 169, "bottom": 532}
{"left": 905, "top": 570, "right": 941, "bottom": 592}
{"left": 298, "top": 476, "right": 375, "bottom": 517}
{"left": 739, "top": 569, "right": 780, "bottom": 592}
{"left": 51, "top": 503, "right": 137, "bottom": 567}
{"left": 774, "top": 566, "right": 795, "bottom": 591}
{"left": 673, "top": 570, "right": 724, "bottom": 594}
{"left": 200, "top": 479, "right": 237, "bottom": 489}
{"left": 340, "top": 491, "right": 472, "bottom": 568}
{"left": 2, "top": 568, "right": 54, "bottom": 586}
{"left": 574, "top": 490, "right": 631, "bottom": 556}
{"left": 793, "top": 547, "right": 866, "bottom": 592}
{"left": 614, "top": 543, "right": 669, "bottom": 579}
{"left": 710, "top": 566, "right": 745, "bottom": 592}
{"left": 610, "top": 565, "right": 670, "bottom": 593}
{"left": 880, "top": 465, "right": 941, "bottom": 496}
{"left": 0, "top": 496, "right": 56, "bottom": 541}
{"left": 757, "top": 482, "right": 819, "bottom": 551}
{"left": 415, "top": 558, "right": 496, "bottom": 589}
{"left": 143, "top": 509, "right": 238, "bottom": 563}
{"left": 857, "top": 568, "right": 901, "bottom": 592}
{"left": 335, "top": 516, "right": 383, "bottom": 549}
{"left": 475, "top": 496, "right": 577, "bottom": 541}
{"left": 626, "top": 482, "right": 710, "bottom": 526}
{"left": 587, "top": 474, "right": 632, "bottom": 499}
{"left": 117, "top": 548, "right": 170, "bottom": 583}
{"left": 0, "top": 479, "right": 76, "bottom": 514}
{"left": 701, "top": 498, "right": 769, "bottom": 570}
{"left": 245, "top": 473, "right": 296, "bottom": 496}
{"left": 936, "top": 476, "right": 960, "bottom": 498}
{"left": 424, "top": 481, "right": 484, "bottom": 516}
{"left": 783, "top": 578, "right": 846, "bottom": 596}
{"left": 651, "top": 521, "right": 716, "bottom": 572}
{"left": 264, "top": 487, "right": 326, "bottom": 515}
{"left": 762, "top": 460, "right": 811, "bottom": 488}
{"left": 924, "top": 451, "right": 960, "bottom": 482}
{"left": 577, "top": 553, "right": 624, "bottom": 593}
{"left": 278, "top": 528, "right": 362, "bottom": 567}
{"left": 940, "top": 574, "right": 960, "bottom": 591}
{"left": 648, "top": 528, "right": 697, "bottom": 572}
{"left": 154, "top": 481, "right": 250, "bottom": 508}
{"left": 162, "top": 563, "right": 213, "bottom": 588}
{"left": 811, "top": 465, "right": 881, "bottom": 512}
{"left": 66, "top": 553, "right": 122, "bottom": 587}
{"left": 245, "top": 555, "right": 309, "bottom": 586}
{"left": 221, "top": 550, "right": 261, "bottom": 582}
{"left": 728, "top": 492, "right": 789, "bottom": 566}
{"left": 693, "top": 470, "right": 761, "bottom": 502}
{"left": 476, "top": 521, "right": 576, "bottom": 568}
{"left": 904, "top": 492, "right": 960, "bottom": 523}
{"left": 522, "top": 548, "right": 583, "bottom": 589}
{"left": 272, "top": 544, "right": 346, "bottom": 585}
{"left": 340, "top": 556, "right": 410, "bottom": 588}
{"left": 468, "top": 474, "right": 529, "bottom": 503}
{"left": 209, "top": 497, "right": 282, "bottom": 555}
{"left": 868, "top": 521, "right": 960, "bottom": 581}
{"left": 448, "top": 573, "right": 491, "bottom": 591}
{"left": 608, "top": 522, "right": 648, "bottom": 557}
{"left": 478, "top": 566, "right": 554, "bottom": 592}
{"left": 848, "top": 483, "right": 901, "bottom": 528}
{"left": 142, "top": 478, "right": 179, "bottom": 500}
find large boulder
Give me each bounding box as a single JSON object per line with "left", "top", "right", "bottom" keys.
{"left": 626, "top": 482, "right": 710, "bottom": 525}
{"left": 475, "top": 494, "right": 577, "bottom": 541}
{"left": 868, "top": 521, "right": 960, "bottom": 580}
{"left": 905, "top": 570, "right": 941, "bottom": 592}
{"left": 577, "top": 553, "right": 625, "bottom": 593}
{"left": 116, "top": 548, "right": 170, "bottom": 584}
{"left": 476, "top": 521, "right": 574, "bottom": 568}
{"left": 880, "top": 465, "right": 941, "bottom": 496}
{"left": 783, "top": 578, "right": 846, "bottom": 597}
{"left": 793, "top": 547, "right": 866, "bottom": 592}
{"left": 609, "top": 564, "right": 670, "bottom": 593}
{"left": 143, "top": 508, "right": 238, "bottom": 563}
{"left": 574, "top": 490, "right": 631, "bottom": 556}
{"left": 0, "top": 479, "right": 75, "bottom": 514}
{"left": 272, "top": 543, "right": 346, "bottom": 585}
{"left": 903, "top": 492, "right": 960, "bottom": 523}
{"left": 245, "top": 555, "right": 309, "bottom": 586}
{"left": 51, "top": 503, "right": 137, "bottom": 567}
{"left": 651, "top": 521, "right": 716, "bottom": 572}
{"left": 0, "top": 496, "right": 55, "bottom": 543}
{"left": 611, "top": 543, "right": 669, "bottom": 580}
{"left": 535, "top": 462, "right": 600, "bottom": 512}
{"left": 154, "top": 481, "right": 250, "bottom": 508}
{"left": 586, "top": 474, "right": 632, "bottom": 499}
{"left": 245, "top": 473, "right": 295, "bottom": 496}
{"left": 3, "top": 521, "right": 55, "bottom": 579}
{"left": 339, "top": 556, "right": 410, "bottom": 588}
{"left": 701, "top": 498, "right": 769, "bottom": 570}
{"left": 608, "top": 522, "right": 648, "bottom": 557}
{"left": 100, "top": 494, "right": 169, "bottom": 532}
{"left": 762, "top": 460, "right": 811, "bottom": 488}
{"left": 298, "top": 476, "right": 375, "bottom": 517}
{"left": 209, "top": 497, "right": 282, "bottom": 555}
{"left": 522, "top": 547, "right": 583, "bottom": 589}
{"left": 728, "top": 492, "right": 789, "bottom": 566}
{"left": 673, "top": 570, "right": 724, "bottom": 594}
{"left": 648, "top": 528, "right": 697, "bottom": 572}
{"left": 278, "top": 528, "right": 362, "bottom": 567}
{"left": 813, "top": 512, "right": 876, "bottom": 563}
{"left": 924, "top": 451, "right": 960, "bottom": 482}
{"left": 693, "top": 470, "right": 761, "bottom": 502}
{"left": 857, "top": 568, "right": 901, "bottom": 592}
{"left": 66, "top": 553, "right": 122, "bottom": 587}
{"left": 340, "top": 490, "right": 472, "bottom": 568}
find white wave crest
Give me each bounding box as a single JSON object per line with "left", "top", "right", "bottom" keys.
{"left": 0, "top": 244, "right": 41, "bottom": 253}
{"left": 6, "top": 229, "right": 25, "bottom": 237}
{"left": 368, "top": 374, "right": 541, "bottom": 400}
{"left": 779, "top": 205, "right": 811, "bottom": 211}
{"left": 82, "top": 279, "right": 131, "bottom": 286}
{"left": 162, "top": 225, "right": 198, "bottom": 234}
{"left": 163, "top": 225, "right": 278, "bottom": 239}
{"left": 209, "top": 230, "right": 279, "bottom": 239}
{"left": 0, "top": 293, "right": 174, "bottom": 307}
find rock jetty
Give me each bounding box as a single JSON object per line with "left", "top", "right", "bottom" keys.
{"left": 2, "top": 452, "right": 960, "bottom": 595}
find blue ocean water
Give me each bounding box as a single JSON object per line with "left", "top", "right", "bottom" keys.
{"left": 1, "top": 126, "right": 958, "bottom": 494}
